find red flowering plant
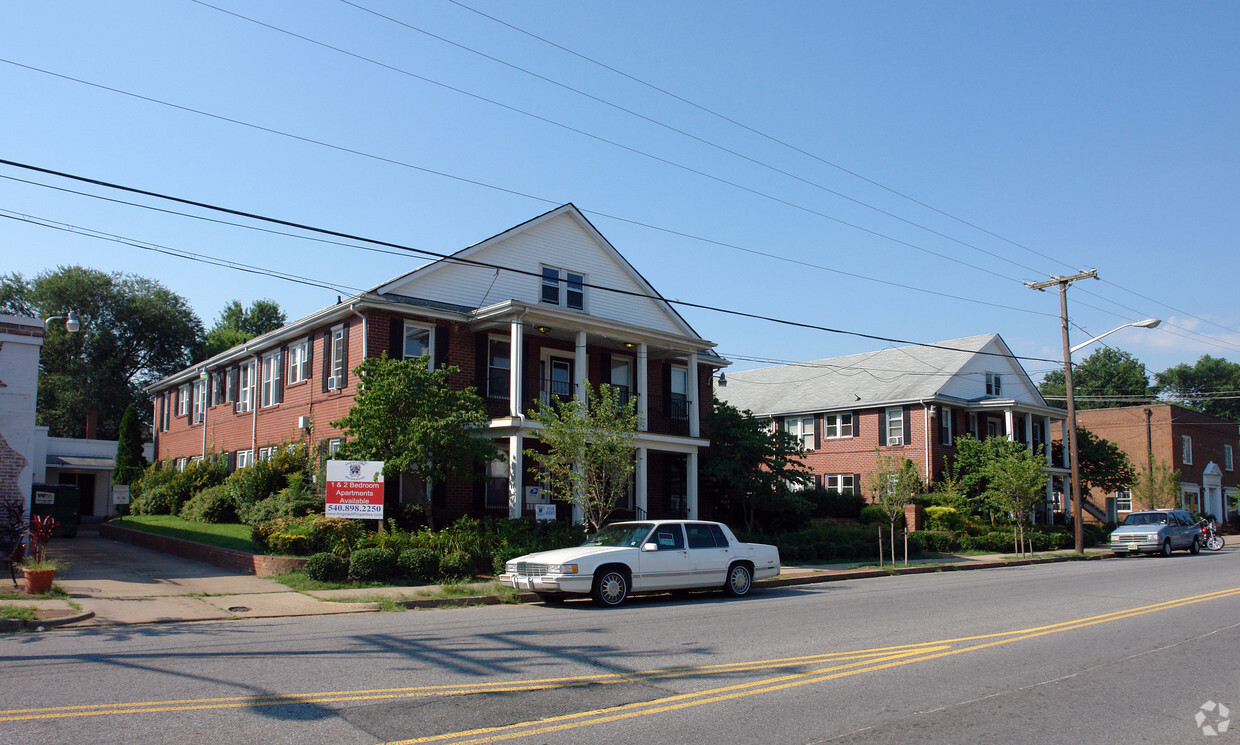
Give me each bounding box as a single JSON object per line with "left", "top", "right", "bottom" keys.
{"left": 22, "top": 514, "right": 60, "bottom": 570}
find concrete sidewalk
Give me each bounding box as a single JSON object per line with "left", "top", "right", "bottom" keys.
{"left": 0, "top": 524, "right": 1112, "bottom": 630}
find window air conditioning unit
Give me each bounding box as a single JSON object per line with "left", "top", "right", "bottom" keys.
{"left": 327, "top": 376, "right": 340, "bottom": 391}
{"left": 297, "top": 416, "right": 311, "bottom": 430}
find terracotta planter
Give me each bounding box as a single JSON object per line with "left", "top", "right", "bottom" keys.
{"left": 21, "top": 568, "right": 55, "bottom": 595}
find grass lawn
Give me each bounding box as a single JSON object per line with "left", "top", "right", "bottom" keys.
{"left": 109, "top": 515, "right": 261, "bottom": 553}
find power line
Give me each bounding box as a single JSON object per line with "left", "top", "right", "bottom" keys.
{"left": 0, "top": 158, "right": 1069, "bottom": 365}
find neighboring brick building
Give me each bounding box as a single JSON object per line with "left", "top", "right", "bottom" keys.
{"left": 149, "top": 204, "right": 723, "bottom": 524}
{"left": 1075, "top": 404, "right": 1240, "bottom": 522}
{"left": 719, "top": 334, "right": 1067, "bottom": 511}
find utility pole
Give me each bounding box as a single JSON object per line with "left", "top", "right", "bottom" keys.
{"left": 1026, "top": 269, "right": 1098, "bottom": 553}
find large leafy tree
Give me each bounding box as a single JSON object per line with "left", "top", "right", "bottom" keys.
{"left": 0, "top": 267, "right": 202, "bottom": 440}
{"left": 525, "top": 383, "right": 640, "bottom": 532}
{"left": 1073, "top": 427, "right": 1137, "bottom": 495}
{"left": 198, "top": 299, "right": 286, "bottom": 361}
{"left": 700, "top": 398, "right": 812, "bottom": 533}
{"left": 332, "top": 355, "right": 497, "bottom": 530}
{"left": 1130, "top": 458, "right": 1182, "bottom": 511}
{"left": 1156, "top": 355, "right": 1240, "bottom": 422}
{"left": 1038, "top": 347, "right": 1154, "bottom": 410}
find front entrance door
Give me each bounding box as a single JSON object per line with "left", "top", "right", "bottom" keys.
{"left": 541, "top": 357, "right": 573, "bottom": 404}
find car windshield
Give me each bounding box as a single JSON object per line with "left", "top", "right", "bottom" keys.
{"left": 582, "top": 523, "right": 653, "bottom": 548}
{"left": 1122, "top": 513, "right": 1169, "bottom": 526}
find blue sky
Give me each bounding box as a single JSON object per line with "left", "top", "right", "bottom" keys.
{"left": 3, "top": 1, "right": 1237, "bottom": 383}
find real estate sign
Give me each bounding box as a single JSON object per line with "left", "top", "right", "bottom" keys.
{"left": 325, "top": 460, "right": 384, "bottom": 519}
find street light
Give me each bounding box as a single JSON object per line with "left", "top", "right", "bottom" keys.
{"left": 1070, "top": 318, "right": 1160, "bottom": 354}
{"left": 43, "top": 311, "right": 80, "bottom": 334}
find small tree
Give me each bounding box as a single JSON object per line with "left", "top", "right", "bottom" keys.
{"left": 525, "top": 383, "right": 640, "bottom": 532}
{"left": 866, "top": 452, "right": 921, "bottom": 566}
{"left": 331, "top": 355, "right": 498, "bottom": 530}
{"left": 113, "top": 404, "right": 147, "bottom": 486}
{"left": 983, "top": 443, "right": 1048, "bottom": 556}
{"left": 700, "top": 398, "right": 812, "bottom": 533}
{"left": 1130, "top": 457, "right": 1182, "bottom": 511}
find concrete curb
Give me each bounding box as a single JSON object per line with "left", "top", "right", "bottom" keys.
{"left": 0, "top": 610, "right": 95, "bottom": 631}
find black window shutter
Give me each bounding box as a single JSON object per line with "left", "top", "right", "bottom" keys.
{"left": 852, "top": 411, "right": 861, "bottom": 438}
{"left": 814, "top": 415, "right": 821, "bottom": 449}
{"left": 878, "top": 410, "right": 887, "bottom": 446}
{"left": 774, "top": 417, "right": 783, "bottom": 432}
{"left": 388, "top": 318, "right": 403, "bottom": 359}
{"left": 904, "top": 406, "right": 912, "bottom": 444}
{"left": 302, "top": 338, "right": 312, "bottom": 381}
{"left": 274, "top": 350, "right": 284, "bottom": 404}
{"left": 434, "top": 326, "right": 449, "bottom": 370}
{"left": 340, "top": 322, "right": 350, "bottom": 386}
{"left": 321, "top": 330, "right": 331, "bottom": 393}
{"left": 227, "top": 451, "right": 236, "bottom": 473}
{"left": 475, "top": 333, "right": 489, "bottom": 396}
{"left": 854, "top": 474, "right": 862, "bottom": 493}
{"left": 227, "top": 367, "right": 238, "bottom": 402}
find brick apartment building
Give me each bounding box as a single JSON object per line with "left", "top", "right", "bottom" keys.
{"left": 719, "top": 334, "right": 1068, "bottom": 509}
{"left": 1075, "top": 403, "right": 1240, "bottom": 522}
{"left": 150, "top": 204, "right": 724, "bottom": 524}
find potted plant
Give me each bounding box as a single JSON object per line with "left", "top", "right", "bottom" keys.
{"left": 20, "top": 514, "right": 60, "bottom": 595}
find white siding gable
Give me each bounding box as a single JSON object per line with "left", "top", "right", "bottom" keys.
{"left": 381, "top": 209, "right": 691, "bottom": 336}
{"left": 940, "top": 337, "right": 1043, "bottom": 404}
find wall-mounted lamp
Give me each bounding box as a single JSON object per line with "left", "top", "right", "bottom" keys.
{"left": 536, "top": 326, "right": 552, "bottom": 334}
{"left": 624, "top": 342, "right": 636, "bottom": 349}
{"left": 43, "top": 311, "right": 80, "bottom": 334}
{"left": 716, "top": 372, "right": 727, "bottom": 387}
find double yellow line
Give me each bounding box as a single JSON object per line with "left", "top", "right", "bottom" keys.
{"left": 3, "top": 587, "right": 1237, "bottom": 742}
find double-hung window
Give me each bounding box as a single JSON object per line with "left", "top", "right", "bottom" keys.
{"left": 824, "top": 412, "right": 853, "bottom": 438}
{"left": 669, "top": 366, "right": 689, "bottom": 420}
{"left": 786, "top": 416, "right": 815, "bottom": 450}
{"left": 236, "top": 360, "right": 256, "bottom": 413}
{"left": 192, "top": 380, "right": 205, "bottom": 424}
{"left": 235, "top": 450, "right": 253, "bottom": 469}
{"left": 177, "top": 385, "right": 189, "bottom": 417}
{"left": 1226, "top": 445, "right": 1234, "bottom": 472}
{"left": 938, "top": 406, "right": 952, "bottom": 445}
{"left": 261, "top": 351, "right": 282, "bottom": 407}
{"left": 885, "top": 407, "right": 904, "bottom": 446}
{"left": 485, "top": 451, "right": 510, "bottom": 509}
{"left": 539, "top": 266, "right": 585, "bottom": 310}
{"left": 160, "top": 392, "right": 170, "bottom": 431}
{"left": 986, "top": 373, "right": 1002, "bottom": 396}
{"left": 1115, "top": 488, "right": 1132, "bottom": 513}
{"left": 402, "top": 322, "right": 433, "bottom": 365}
{"left": 1181, "top": 435, "right": 1193, "bottom": 465}
{"left": 487, "top": 337, "right": 510, "bottom": 399}
{"left": 287, "top": 338, "right": 310, "bottom": 384}
{"left": 329, "top": 324, "right": 346, "bottom": 387}
{"left": 825, "top": 474, "right": 856, "bottom": 496}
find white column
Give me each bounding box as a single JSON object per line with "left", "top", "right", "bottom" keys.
{"left": 688, "top": 352, "right": 700, "bottom": 438}
{"left": 1024, "top": 411, "right": 1033, "bottom": 451}
{"left": 509, "top": 321, "right": 523, "bottom": 418}
{"left": 507, "top": 434, "right": 523, "bottom": 519}
{"left": 1044, "top": 416, "right": 1053, "bottom": 464}
{"left": 1004, "top": 408, "right": 1015, "bottom": 441}
{"left": 637, "top": 343, "right": 649, "bottom": 432}
{"left": 575, "top": 330, "right": 588, "bottom": 405}
{"left": 636, "top": 445, "right": 648, "bottom": 518}
{"left": 686, "top": 450, "right": 699, "bottom": 519}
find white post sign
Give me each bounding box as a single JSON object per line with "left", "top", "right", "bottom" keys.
{"left": 326, "top": 460, "right": 385, "bottom": 519}
{"left": 112, "top": 485, "right": 130, "bottom": 505}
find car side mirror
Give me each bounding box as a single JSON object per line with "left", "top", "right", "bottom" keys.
{"left": 642, "top": 542, "right": 658, "bottom": 552}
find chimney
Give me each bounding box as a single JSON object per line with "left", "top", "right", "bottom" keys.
{"left": 85, "top": 408, "right": 98, "bottom": 440}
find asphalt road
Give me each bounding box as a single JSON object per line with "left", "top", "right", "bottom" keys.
{"left": 3, "top": 549, "right": 1239, "bottom": 745}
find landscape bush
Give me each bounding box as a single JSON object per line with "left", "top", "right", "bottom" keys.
{"left": 252, "top": 515, "right": 366, "bottom": 556}
{"left": 304, "top": 552, "right": 349, "bottom": 582}
{"left": 130, "top": 455, "right": 229, "bottom": 515}
{"left": 397, "top": 548, "right": 441, "bottom": 584}
{"left": 805, "top": 488, "right": 867, "bottom": 519}
{"left": 178, "top": 484, "right": 238, "bottom": 524}
{"left": 923, "top": 506, "right": 965, "bottom": 533}
{"left": 227, "top": 445, "right": 312, "bottom": 511}
{"left": 349, "top": 547, "right": 396, "bottom": 582}
{"left": 438, "top": 551, "right": 475, "bottom": 580}
{"left": 859, "top": 504, "right": 905, "bottom": 529}
{"left": 239, "top": 474, "right": 322, "bottom": 526}
{"left": 910, "top": 530, "right": 959, "bottom": 553}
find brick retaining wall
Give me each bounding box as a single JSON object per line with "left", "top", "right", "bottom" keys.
{"left": 100, "top": 523, "right": 309, "bottom": 577}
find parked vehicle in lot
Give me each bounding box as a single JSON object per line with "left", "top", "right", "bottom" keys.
{"left": 1109, "top": 509, "right": 1201, "bottom": 556}
{"left": 499, "top": 520, "right": 781, "bottom": 607}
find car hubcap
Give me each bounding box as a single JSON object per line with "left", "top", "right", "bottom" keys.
{"left": 601, "top": 575, "right": 624, "bottom": 604}
{"left": 730, "top": 567, "right": 750, "bottom": 593}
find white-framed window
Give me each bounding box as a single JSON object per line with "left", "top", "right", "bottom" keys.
{"left": 968, "top": 412, "right": 978, "bottom": 438}
{"left": 192, "top": 380, "right": 206, "bottom": 424}
{"left": 287, "top": 338, "right": 310, "bottom": 384}
{"left": 987, "top": 419, "right": 1001, "bottom": 439}
{"left": 402, "top": 322, "right": 433, "bottom": 365}
{"left": 160, "top": 391, "right": 170, "bottom": 431}
{"left": 257, "top": 445, "right": 279, "bottom": 462}
{"left": 330, "top": 324, "right": 346, "bottom": 386}
{"left": 1226, "top": 444, "right": 1234, "bottom": 472}
{"left": 177, "top": 384, "right": 189, "bottom": 417}
{"left": 610, "top": 357, "right": 633, "bottom": 406}
{"left": 1181, "top": 484, "right": 1201, "bottom": 512}
{"left": 1115, "top": 488, "right": 1132, "bottom": 513}
{"left": 938, "top": 406, "right": 952, "bottom": 446}
{"left": 824, "top": 412, "right": 853, "bottom": 439}
{"left": 785, "top": 416, "right": 815, "bottom": 450}
{"left": 485, "top": 451, "right": 510, "bottom": 509}
{"left": 539, "top": 265, "right": 585, "bottom": 310}
{"left": 885, "top": 407, "right": 904, "bottom": 446}
{"left": 226, "top": 366, "right": 237, "bottom": 402}
{"left": 328, "top": 438, "right": 343, "bottom": 455}
{"left": 1181, "top": 435, "right": 1193, "bottom": 465}
{"left": 670, "top": 365, "right": 689, "bottom": 420}
{"left": 487, "top": 336, "right": 510, "bottom": 399}
{"left": 986, "top": 373, "right": 1002, "bottom": 396}
{"left": 235, "top": 449, "right": 253, "bottom": 469}
{"left": 261, "top": 350, "right": 282, "bottom": 408}
{"left": 175, "top": 457, "right": 188, "bottom": 472}
{"left": 236, "top": 360, "right": 256, "bottom": 413}
{"left": 825, "top": 474, "right": 856, "bottom": 496}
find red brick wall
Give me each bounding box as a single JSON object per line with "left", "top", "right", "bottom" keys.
{"left": 100, "top": 523, "right": 308, "bottom": 576}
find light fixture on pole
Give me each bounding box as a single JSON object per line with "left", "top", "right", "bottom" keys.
{"left": 1069, "top": 318, "right": 1160, "bottom": 354}
{"left": 43, "top": 311, "right": 80, "bottom": 334}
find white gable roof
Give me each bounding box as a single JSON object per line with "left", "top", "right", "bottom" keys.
{"left": 720, "top": 334, "right": 1050, "bottom": 417}
{"left": 375, "top": 204, "right": 700, "bottom": 339}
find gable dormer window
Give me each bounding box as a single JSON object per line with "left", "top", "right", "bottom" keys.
{"left": 986, "top": 373, "right": 1002, "bottom": 396}
{"left": 540, "top": 266, "right": 585, "bottom": 311}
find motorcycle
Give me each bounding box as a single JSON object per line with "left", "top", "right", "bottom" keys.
{"left": 1200, "top": 520, "right": 1225, "bottom": 551}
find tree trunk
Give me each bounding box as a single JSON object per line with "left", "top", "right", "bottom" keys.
{"left": 877, "top": 527, "right": 883, "bottom": 568}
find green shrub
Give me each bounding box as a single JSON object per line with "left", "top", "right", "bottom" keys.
{"left": 239, "top": 474, "right": 322, "bottom": 526}
{"left": 910, "top": 530, "right": 959, "bottom": 553}
{"left": 268, "top": 533, "right": 312, "bottom": 556}
{"left": 178, "top": 484, "right": 238, "bottom": 523}
{"left": 252, "top": 515, "right": 366, "bottom": 556}
{"left": 132, "top": 484, "right": 182, "bottom": 516}
{"left": 398, "top": 548, "right": 441, "bottom": 584}
{"left": 304, "top": 552, "right": 348, "bottom": 582}
{"left": 860, "top": 504, "right": 905, "bottom": 528}
{"left": 924, "top": 506, "right": 965, "bottom": 532}
{"left": 227, "top": 444, "right": 312, "bottom": 510}
{"left": 349, "top": 547, "right": 396, "bottom": 582}
{"left": 439, "top": 551, "right": 475, "bottom": 580}
{"left": 753, "top": 489, "right": 814, "bottom": 533}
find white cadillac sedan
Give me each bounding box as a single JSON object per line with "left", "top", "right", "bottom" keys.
{"left": 499, "top": 520, "right": 781, "bottom": 607}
